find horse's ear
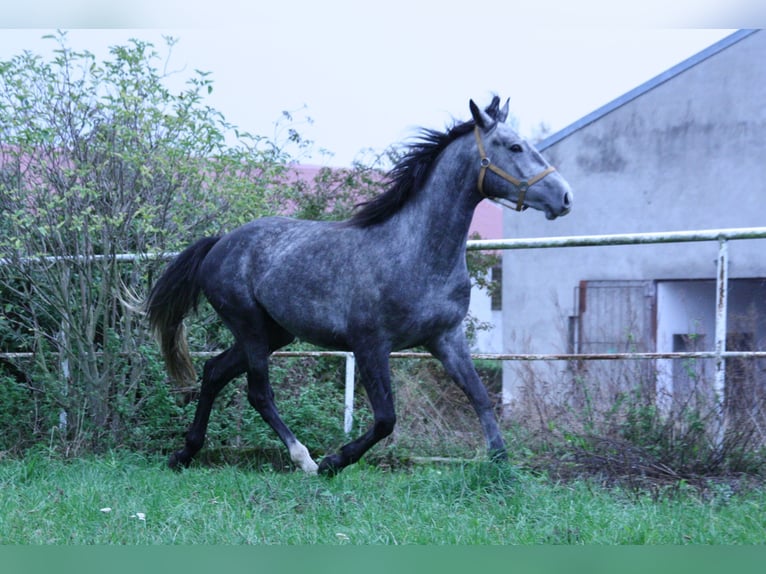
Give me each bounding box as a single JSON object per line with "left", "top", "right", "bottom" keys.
{"left": 470, "top": 99, "right": 494, "bottom": 129}
{"left": 498, "top": 98, "right": 510, "bottom": 123}
{"left": 485, "top": 95, "right": 501, "bottom": 118}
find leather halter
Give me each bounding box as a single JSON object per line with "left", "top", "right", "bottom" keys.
{"left": 474, "top": 126, "right": 556, "bottom": 211}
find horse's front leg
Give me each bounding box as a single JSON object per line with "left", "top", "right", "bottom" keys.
{"left": 318, "top": 346, "right": 395, "bottom": 475}
{"left": 426, "top": 327, "right": 508, "bottom": 461}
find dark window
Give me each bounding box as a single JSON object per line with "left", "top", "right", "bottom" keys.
{"left": 490, "top": 265, "right": 502, "bottom": 311}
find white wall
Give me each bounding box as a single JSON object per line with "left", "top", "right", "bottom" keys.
{"left": 467, "top": 278, "right": 503, "bottom": 354}
{"left": 656, "top": 281, "right": 716, "bottom": 354}
{"left": 655, "top": 280, "right": 716, "bottom": 407}
{"left": 655, "top": 278, "right": 766, "bottom": 410}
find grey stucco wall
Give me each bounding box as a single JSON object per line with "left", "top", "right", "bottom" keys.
{"left": 500, "top": 30, "right": 766, "bottom": 409}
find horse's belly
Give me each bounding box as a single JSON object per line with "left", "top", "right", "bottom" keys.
{"left": 261, "top": 296, "right": 353, "bottom": 351}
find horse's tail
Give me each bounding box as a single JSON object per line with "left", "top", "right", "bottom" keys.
{"left": 146, "top": 236, "right": 221, "bottom": 385}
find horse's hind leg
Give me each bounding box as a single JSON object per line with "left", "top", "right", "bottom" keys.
{"left": 169, "top": 345, "right": 247, "bottom": 469}
{"left": 243, "top": 345, "right": 318, "bottom": 474}
{"left": 426, "top": 327, "right": 508, "bottom": 461}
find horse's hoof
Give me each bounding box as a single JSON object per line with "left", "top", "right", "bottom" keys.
{"left": 317, "top": 455, "right": 343, "bottom": 477}
{"left": 167, "top": 452, "right": 188, "bottom": 471}
{"left": 489, "top": 448, "right": 509, "bottom": 463}
{"left": 289, "top": 441, "right": 318, "bottom": 474}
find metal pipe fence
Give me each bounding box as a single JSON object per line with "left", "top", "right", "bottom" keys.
{"left": 3, "top": 226, "right": 766, "bottom": 433}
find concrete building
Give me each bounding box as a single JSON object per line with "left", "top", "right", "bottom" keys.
{"left": 500, "top": 30, "right": 766, "bottom": 419}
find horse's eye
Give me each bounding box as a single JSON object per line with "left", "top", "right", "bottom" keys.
{"left": 509, "top": 144, "right": 523, "bottom": 153}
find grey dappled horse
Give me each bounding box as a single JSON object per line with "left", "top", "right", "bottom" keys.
{"left": 146, "top": 96, "right": 573, "bottom": 475}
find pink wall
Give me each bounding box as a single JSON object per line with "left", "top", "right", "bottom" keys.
{"left": 469, "top": 200, "right": 502, "bottom": 240}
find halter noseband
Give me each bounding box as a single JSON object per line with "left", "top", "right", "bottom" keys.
{"left": 474, "top": 126, "right": 556, "bottom": 211}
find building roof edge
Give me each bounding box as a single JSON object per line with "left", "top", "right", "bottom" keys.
{"left": 537, "top": 29, "right": 759, "bottom": 151}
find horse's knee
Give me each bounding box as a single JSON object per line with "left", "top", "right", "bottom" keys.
{"left": 374, "top": 413, "right": 396, "bottom": 438}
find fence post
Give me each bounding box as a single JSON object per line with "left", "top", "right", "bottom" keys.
{"left": 56, "top": 327, "right": 69, "bottom": 435}
{"left": 343, "top": 352, "right": 356, "bottom": 434}
{"left": 714, "top": 237, "right": 729, "bottom": 441}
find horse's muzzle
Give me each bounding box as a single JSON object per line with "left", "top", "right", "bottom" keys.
{"left": 546, "top": 190, "right": 573, "bottom": 220}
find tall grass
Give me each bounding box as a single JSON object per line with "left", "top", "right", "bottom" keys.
{"left": 1, "top": 451, "right": 764, "bottom": 544}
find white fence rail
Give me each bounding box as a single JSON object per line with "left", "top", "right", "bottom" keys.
{"left": 3, "top": 226, "right": 766, "bottom": 434}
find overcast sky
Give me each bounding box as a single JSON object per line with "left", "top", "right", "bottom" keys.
{"left": 1, "top": 1, "right": 763, "bottom": 166}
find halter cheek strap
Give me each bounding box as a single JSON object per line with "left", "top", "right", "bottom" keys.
{"left": 474, "top": 126, "right": 556, "bottom": 211}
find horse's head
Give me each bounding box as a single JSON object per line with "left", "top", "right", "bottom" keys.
{"left": 470, "top": 97, "right": 572, "bottom": 220}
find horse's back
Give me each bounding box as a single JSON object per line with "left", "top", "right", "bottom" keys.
{"left": 196, "top": 214, "right": 470, "bottom": 351}
{"left": 200, "top": 216, "right": 338, "bottom": 276}
{"left": 196, "top": 216, "right": 358, "bottom": 345}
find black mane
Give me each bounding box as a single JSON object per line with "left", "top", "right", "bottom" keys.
{"left": 347, "top": 97, "right": 503, "bottom": 228}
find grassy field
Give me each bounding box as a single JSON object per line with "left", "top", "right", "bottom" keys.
{"left": 1, "top": 450, "right": 764, "bottom": 545}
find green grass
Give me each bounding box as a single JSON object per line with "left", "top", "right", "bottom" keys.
{"left": 0, "top": 451, "right": 764, "bottom": 544}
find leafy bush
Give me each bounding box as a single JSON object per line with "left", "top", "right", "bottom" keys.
{"left": 0, "top": 33, "right": 286, "bottom": 454}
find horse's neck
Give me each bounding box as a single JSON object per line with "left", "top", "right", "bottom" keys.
{"left": 391, "top": 150, "right": 479, "bottom": 265}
